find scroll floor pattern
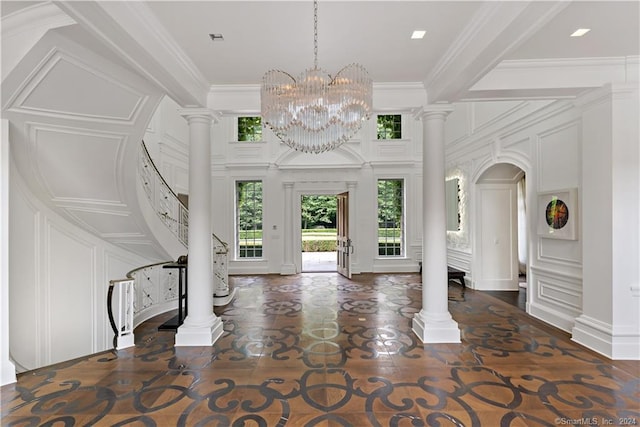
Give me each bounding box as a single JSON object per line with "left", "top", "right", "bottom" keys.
{"left": 2, "top": 273, "right": 639, "bottom": 426}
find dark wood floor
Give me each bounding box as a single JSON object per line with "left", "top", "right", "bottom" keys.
{"left": 2, "top": 273, "right": 638, "bottom": 426}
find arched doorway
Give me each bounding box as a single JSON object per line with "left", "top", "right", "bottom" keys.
{"left": 473, "top": 163, "right": 528, "bottom": 305}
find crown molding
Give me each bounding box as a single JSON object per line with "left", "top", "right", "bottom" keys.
{"left": 424, "top": 1, "right": 570, "bottom": 103}
{"left": 1, "top": 2, "right": 75, "bottom": 37}
{"left": 472, "top": 56, "right": 638, "bottom": 94}
{"left": 55, "top": 1, "right": 208, "bottom": 107}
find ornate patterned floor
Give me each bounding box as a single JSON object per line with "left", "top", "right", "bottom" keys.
{"left": 2, "top": 273, "right": 639, "bottom": 426}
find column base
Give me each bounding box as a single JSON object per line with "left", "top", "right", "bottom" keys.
{"left": 116, "top": 334, "right": 135, "bottom": 350}
{"left": 1, "top": 359, "right": 16, "bottom": 386}
{"left": 175, "top": 316, "right": 224, "bottom": 346}
{"left": 214, "top": 287, "right": 236, "bottom": 307}
{"left": 280, "top": 263, "right": 296, "bottom": 275}
{"left": 412, "top": 311, "right": 461, "bottom": 343}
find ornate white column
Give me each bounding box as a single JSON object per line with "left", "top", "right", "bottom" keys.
{"left": 175, "top": 108, "right": 223, "bottom": 346}
{"left": 412, "top": 106, "right": 461, "bottom": 343}
{"left": 281, "top": 182, "right": 296, "bottom": 275}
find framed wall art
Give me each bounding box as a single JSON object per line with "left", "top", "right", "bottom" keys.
{"left": 537, "top": 188, "right": 578, "bottom": 240}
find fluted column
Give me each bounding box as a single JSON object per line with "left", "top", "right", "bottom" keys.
{"left": 175, "top": 108, "right": 223, "bottom": 346}
{"left": 412, "top": 105, "right": 461, "bottom": 343}
{"left": 281, "top": 182, "right": 296, "bottom": 275}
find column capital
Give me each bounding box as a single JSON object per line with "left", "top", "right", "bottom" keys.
{"left": 413, "top": 104, "right": 455, "bottom": 121}
{"left": 178, "top": 107, "right": 222, "bottom": 124}
{"left": 283, "top": 182, "right": 295, "bottom": 189}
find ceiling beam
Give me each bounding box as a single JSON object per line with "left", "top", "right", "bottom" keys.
{"left": 54, "top": 1, "right": 209, "bottom": 107}
{"left": 424, "top": 1, "right": 570, "bottom": 103}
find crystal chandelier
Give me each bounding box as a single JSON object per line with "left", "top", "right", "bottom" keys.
{"left": 261, "top": 0, "right": 373, "bottom": 154}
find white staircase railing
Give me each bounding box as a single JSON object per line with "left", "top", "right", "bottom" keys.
{"left": 212, "top": 234, "right": 229, "bottom": 298}
{"left": 107, "top": 278, "right": 135, "bottom": 349}
{"left": 139, "top": 143, "right": 188, "bottom": 246}
{"left": 107, "top": 142, "right": 233, "bottom": 349}
{"left": 138, "top": 141, "right": 229, "bottom": 297}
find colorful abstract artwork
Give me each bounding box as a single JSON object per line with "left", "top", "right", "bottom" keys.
{"left": 538, "top": 188, "right": 578, "bottom": 239}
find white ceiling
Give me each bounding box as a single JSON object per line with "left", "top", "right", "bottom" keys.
{"left": 144, "top": 0, "right": 639, "bottom": 86}
{"left": 2, "top": 0, "right": 638, "bottom": 103}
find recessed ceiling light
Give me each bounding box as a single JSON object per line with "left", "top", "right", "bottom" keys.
{"left": 209, "top": 33, "right": 224, "bottom": 41}
{"left": 411, "top": 30, "right": 426, "bottom": 39}
{"left": 570, "top": 28, "right": 590, "bottom": 37}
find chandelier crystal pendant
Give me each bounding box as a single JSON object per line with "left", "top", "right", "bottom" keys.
{"left": 261, "top": 0, "right": 373, "bottom": 154}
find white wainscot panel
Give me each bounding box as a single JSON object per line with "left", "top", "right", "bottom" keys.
{"left": 529, "top": 266, "right": 582, "bottom": 331}
{"left": 538, "top": 238, "right": 582, "bottom": 267}
{"left": 31, "top": 125, "right": 124, "bottom": 203}
{"left": 65, "top": 208, "right": 141, "bottom": 238}
{"left": 173, "top": 165, "right": 189, "bottom": 195}
{"left": 502, "top": 136, "right": 530, "bottom": 153}
{"left": 229, "top": 143, "right": 269, "bottom": 162}
{"left": 472, "top": 101, "right": 527, "bottom": 133}
{"left": 375, "top": 141, "right": 409, "bottom": 158}
{"left": 447, "top": 248, "right": 471, "bottom": 274}
{"left": 8, "top": 191, "right": 40, "bottom": 371}
{"left": 47, "top": 222, "right": 95, "bottom": 365}
{"left": 537, "top": 122, "right": 580, "bottom": 190}
{"left": 17, "top": 54, "right": 143, "bottom": 122}
{"left": 162, "top": 102, "right": 189, "bottom": 144}
{"left": 538, "top": 278, "right": 582, "bottom": 311}
{"left": 445, "top": 104, "right": 470, "bottom": 145}
{"left": 533, "top": 268, "right": 582, "bottom": 311}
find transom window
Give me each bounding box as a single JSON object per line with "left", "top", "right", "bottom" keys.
{"left": 236, "top": 180, "right": 263, "bottom": 258}
{"left": 377, "top": 179, "right": 404, "bottom": 256}
{"left": 238, "top": 117, "right": 262, "bottom": 142}
{"left": 377, "top": 114, "right": 402, "bottom": 140}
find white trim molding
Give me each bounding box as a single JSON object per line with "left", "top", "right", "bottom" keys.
{"left": 573, "top": 315, "right": 640, "bottom": 360}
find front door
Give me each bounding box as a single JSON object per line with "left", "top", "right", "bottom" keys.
{"left": 336, "top": 191, "right": 351, "bottom": 278}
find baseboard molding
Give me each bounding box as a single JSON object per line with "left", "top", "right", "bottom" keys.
{"left": 572, "top": 315, "right": 640, "bottom": 360}
{"left": 372, "top": 259, "right": 419, "bottom": 273}
{"left": 473, "top": 279, "right": 519, "bottom": 291}
{"left": 228, "top": 263, "right": 270, "bottom": 275}
{"left": 527, "top": 300, "right": 575, "bottom": 333}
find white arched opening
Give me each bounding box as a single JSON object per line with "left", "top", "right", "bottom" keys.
{"left": 472, "top": 163, "right": 527, "bottom": 293}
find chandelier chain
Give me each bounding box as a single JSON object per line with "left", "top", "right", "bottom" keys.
{"left": 260, "top": 0, "right": 372, "bottom": 154}
{"left": 313, "top": 0, "right": 318, "bottom": 69}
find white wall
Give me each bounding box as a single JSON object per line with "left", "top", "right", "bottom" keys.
{"left": 445, "top": 99, "right": 583, "bottom": 332}
{"left": 573, "top": 84, "right": 640, "bottom": 359}
{"left": 445, "top": 85, "right": 640, "bottom": 360}
{"left": 9, "top": 163, "right": 153, "bottom": 372}
{"left": 144, "top": 87, "right": 430, "bottom": 275}
{"left": 143, "top": 96, "right": 190, "bottom": 195}
{"left": 1, "top": 120, "right": 17, "bottom": 385}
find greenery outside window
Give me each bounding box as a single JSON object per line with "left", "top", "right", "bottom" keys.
{"left": 236, "top": 180, "right": 263, "bottom": 258}
{"left": 377, "top": 179, "right": 404, "bottom": 256}
{"left": 238, "top": 117, "right": 262, "bottom": 142}
{"left": 377, "top": 114, "right": 402, "bottom": 139}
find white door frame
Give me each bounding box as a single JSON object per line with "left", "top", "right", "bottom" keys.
{"left": 289, "top": 181, "right": 357, "bottom": 274}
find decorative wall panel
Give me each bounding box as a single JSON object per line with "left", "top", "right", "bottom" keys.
{"left": 14, "top": 53, "right": 143, "bottom": 123}
{"left": 46, "top": 221, "right": 95, "bottom": 365}
{"left": 537, "top": 122, "right": 580, "bottom": 191}
{"left": 30, "top": 124, "right": 125, "bottom": 204}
